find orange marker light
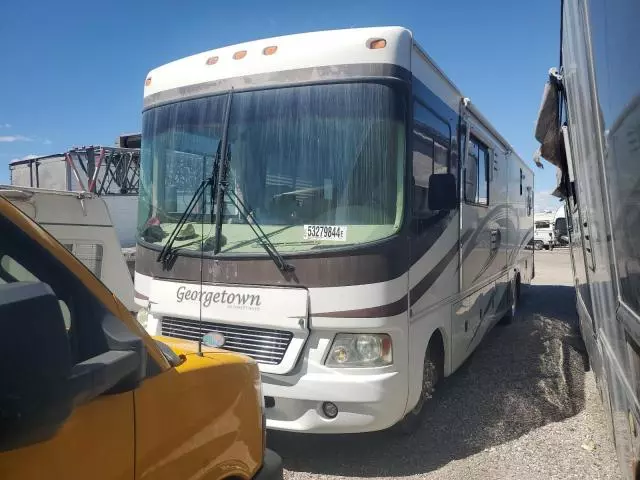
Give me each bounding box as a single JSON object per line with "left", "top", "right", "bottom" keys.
{"left": 367, "top": 38, "right": 387, "bottom": 50}
{"left": 144, "top": 77, "right": 152, "bottom": 86}
{"left": 233, "top": 50, "right": 247, "bottom": 60}
{"left": 206, "top": 56, "right": 219, "bottom": 65}
{"left": 263, "top": 46, "right": 278, "bottom": 56}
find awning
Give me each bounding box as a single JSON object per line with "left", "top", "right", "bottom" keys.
{"left": 534, "top": 68, "right": 568, "bottom": 198}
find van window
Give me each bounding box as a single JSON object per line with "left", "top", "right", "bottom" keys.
{"left": 0, "top": 255, "right": 72, "bottom": 330}
{"left": 535, "top": 221, "right": 551, "bottom": 229}
{"left": 464, "top": 135, "right": 489, "bottom": 206}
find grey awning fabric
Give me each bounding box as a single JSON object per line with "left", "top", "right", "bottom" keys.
{"left": 534, "top": 69, "right": 563, "bottom": 167}
{"left": 551, "top": 167, "right": 568, "bottom": 198}
{"left": 534, "top": 68, "right": 569, "bottom": 198}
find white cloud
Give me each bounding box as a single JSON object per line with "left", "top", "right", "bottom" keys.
{"left": 0, "top": 135, "right": 31, "bottom": 142}
{"left": 534, "top": 190, "right": 562, "bottom": 213}
{"left": 43, "top": 138, "right": 52, "bottom": 145}
{"left": 0, "top": 123, "right": 11, "bottom": 128}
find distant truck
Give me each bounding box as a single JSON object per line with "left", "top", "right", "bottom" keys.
{"left": 533, "top": 221, "right": 554, "bottom": 250}
{"left": 532, "top": 211, "right": 555, "bottom": 250}
{"left": 552, "top": 205, "right": 569, "bottom": 246}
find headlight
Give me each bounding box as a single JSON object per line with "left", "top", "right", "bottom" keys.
{"left": 136, "top": 307, "right": 149, "bottom": 329}
{"left": 326, "top": 333, "right": 393, "bottom": 367}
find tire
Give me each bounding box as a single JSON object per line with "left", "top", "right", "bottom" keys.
{"left": 394, "top": 345, "right": 440, "bottom": 435}
{"left": 499, "top": 277, "right": 519, "bottom": 326}
{"left": 534, "top": 241, "right": 543, "bottom": 250}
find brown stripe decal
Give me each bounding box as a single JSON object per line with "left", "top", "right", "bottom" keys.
{"left": 465, "top": 288, "right": 498, "bottom": 351}
{"left": 410, "top": 230, "right": 472, "bottom": 306}
{"left": 135, "top": 290, "right": 149, "bottom": 301}
{"left": 314, "top": 295, "right": 408, "bottom": 318}
{"left": 314, "top": 231, "right": 468, "bottom": 318}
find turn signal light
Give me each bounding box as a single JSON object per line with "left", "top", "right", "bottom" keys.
{"left": 263, "top": 46, "right": 278, "bottom": 56}
{"left": 144, "top": 77, "right": 152, "bottom": 86}
{"left": 367, "top": 38, "right": 387, "bottom": 50}
{"left": 206, "top": 56, "right": 219, "bottom": 65}
{"left": 233, "top": 50, "right": 247, "bottom": 60}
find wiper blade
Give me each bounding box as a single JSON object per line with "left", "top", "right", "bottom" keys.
{"left": 156, "top": 175, "right": 213, "bottom": 266}
{"left": 223, "top": 187, "right": 294, "bottom": 273}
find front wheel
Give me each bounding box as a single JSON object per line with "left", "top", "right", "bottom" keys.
{"left": 394, "top": 346, "right": 440, "bottom": 435}
{"left": 534, "top": 240, "right": 544, "bottom": 250}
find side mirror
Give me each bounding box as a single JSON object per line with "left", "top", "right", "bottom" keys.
{"left": 0, "top": 282, "right": 147, "bottom": 453}
{"left": 0, "top": 282, "right": 74, "bottom": 452}
{"left": 428, "top": 173, "right": 457, "bottom": 211}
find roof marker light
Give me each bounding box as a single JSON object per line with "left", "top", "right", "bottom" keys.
{"left": 367, "top": 38, "right": 387, "bottom": 50}
{"left": 206, "top": 56, "right": 219, "bottom": 65}
{"left": 144, "top": 77, "right": 152, "bottom": 86}
{"left": 233, "top": 50, "right": 247, "bottom": 60}
{"left": 263, "top": 46, "right": 278, "bottom": 56}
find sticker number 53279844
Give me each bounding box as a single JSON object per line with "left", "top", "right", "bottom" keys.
{"left": 303, "top": 225, "right": 347, "bottom": 242}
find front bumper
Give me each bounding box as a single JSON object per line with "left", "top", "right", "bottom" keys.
{"left": 253, "top": 449, "right": 283, "bottom": 480}
{"left": 262, "top": 367, "right": 407, "bottom": 434}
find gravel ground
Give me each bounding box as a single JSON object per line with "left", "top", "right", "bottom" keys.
{"left": 268, "top": 249, "right": 622, "bottom": 479}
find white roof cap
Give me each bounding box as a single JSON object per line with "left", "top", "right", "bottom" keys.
{"left": 144, "top": 26, "right": 412, "bottom": 98}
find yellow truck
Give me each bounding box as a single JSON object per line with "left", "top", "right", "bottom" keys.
{"left": 0, "top": 193, "right": 282, "bottom": 479}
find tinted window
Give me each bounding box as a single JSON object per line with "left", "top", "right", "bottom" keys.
{"left": 464, "top": 135, "right": 489, "bottom": 205}
{"left": 140, "top": 83, "right": 406, "bottom": 253}
{"left": 412, "top": 101, "right": 450, "bottom": 217}
{"left": 0, "top": 255, "right": 72, "bottom": 330}
{"left": 587, "top": 0, "right": 640, "bottom": 314}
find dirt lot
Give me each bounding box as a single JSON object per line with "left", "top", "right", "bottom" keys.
{"left": 268, "top": 249, "right": 622, "bottom": 479}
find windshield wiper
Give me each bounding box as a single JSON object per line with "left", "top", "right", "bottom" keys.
{"left": 223, "top": 186, "right": 294, "bottom": 273}
{"left": 156, "top": 173, "right": 215, "bottom": 266}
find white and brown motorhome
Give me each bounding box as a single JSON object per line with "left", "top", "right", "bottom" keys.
{"left": 135, "top": 26, "right": 534, "bottom": 433}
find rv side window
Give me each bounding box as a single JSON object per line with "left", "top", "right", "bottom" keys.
{"left": 412, "top": 101, "right": 450, "bottom": 216}
{"left": 464, "top": 135, "right": 489, "bottom": 206}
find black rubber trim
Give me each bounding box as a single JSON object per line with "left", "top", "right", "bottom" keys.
{"left": 253, "top": 449, "right": 283, "bottom": 480}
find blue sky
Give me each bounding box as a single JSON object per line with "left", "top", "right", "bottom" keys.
{"left": 0, "top": 0, "right": 562, "bottom": 211}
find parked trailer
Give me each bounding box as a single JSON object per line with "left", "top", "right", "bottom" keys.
{"left": 135, "top": 26, "right": 534, "bottom": 434}
{"left": 534, "top": 1, "right": 640, "bottom": 478}
{"left": 0, "top": 186, "right": 137, "bottom": 313}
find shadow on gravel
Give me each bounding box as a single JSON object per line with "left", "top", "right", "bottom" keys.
{"left": 268, "top": 284, "right": 589, "bottom": 477}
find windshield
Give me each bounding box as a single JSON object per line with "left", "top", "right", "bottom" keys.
{"left": 138, "top": 82, "right": 406, "bottom": 254}
{"left": 555, "top": 217, "right": 567, "bottom": 234}
{"left": 535, "top": 221, "right": 551, "bottom": 229}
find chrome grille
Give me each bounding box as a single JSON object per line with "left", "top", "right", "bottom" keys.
{"left": 161, "top": 316, "right": 292, "bottom": 365}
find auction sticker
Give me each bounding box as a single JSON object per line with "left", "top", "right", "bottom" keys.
{"left": 303, "top": 225, "right": 347, "bottom": 241}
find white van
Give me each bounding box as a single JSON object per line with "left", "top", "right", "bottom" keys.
{"left": 533, "top": 217, "right": 555, "bottom": 250}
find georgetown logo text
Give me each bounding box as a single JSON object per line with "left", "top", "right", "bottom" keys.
{"left": 176, "top": 286, "right": 262, "bottom": 310}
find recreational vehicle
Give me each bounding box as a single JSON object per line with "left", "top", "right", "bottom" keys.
{"left": 135, "top": 26, "right": 534, "bottom": 433}
{"left": 534, "top": 1, "right": 640, "bottom": 477}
